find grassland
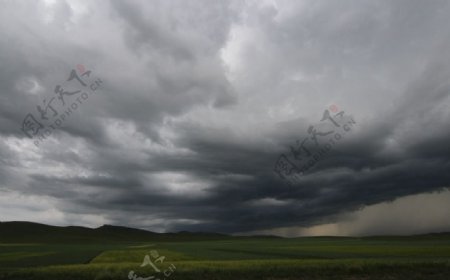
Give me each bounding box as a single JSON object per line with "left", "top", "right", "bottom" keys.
{"left": 1, "top": 235, "right": 450, "bottom": 279}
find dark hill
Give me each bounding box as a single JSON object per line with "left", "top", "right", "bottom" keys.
{"left": 0, "top": 221, "right": 229, "bottom": 243}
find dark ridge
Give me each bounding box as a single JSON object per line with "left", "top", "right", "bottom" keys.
{"left": 2, "top": 221, "right": 448, "bottom": 243}
{"left": 0, "top": 221, "right": 232, "bottom": 243}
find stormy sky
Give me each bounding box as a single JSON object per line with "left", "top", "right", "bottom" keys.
{"left": 1, "top": 0, "right": 450, "bottom": 236}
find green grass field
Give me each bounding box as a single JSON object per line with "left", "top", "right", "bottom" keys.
{"left": 1, "top": 236, "right": 450, "bottom": 279}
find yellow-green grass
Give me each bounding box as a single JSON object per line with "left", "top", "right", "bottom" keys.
{"left": 1, "top": 259, "right": 450, "bottom": 280}
{"left": 2, "top": 237, "right": 450, "bottom": 279}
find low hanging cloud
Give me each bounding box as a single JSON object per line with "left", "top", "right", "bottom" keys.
{"left": 246, "top": 190, "right": 450, "bottom": 237}
{"left": 1, "top": 0, "right": 450, "bottom": 235}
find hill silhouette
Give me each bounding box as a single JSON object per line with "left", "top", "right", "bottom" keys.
{"left": 2, "top": 221, "right": 448, "bottom": 243}
{"left": 0, "top": 221, "right": 229, "bottom": 243}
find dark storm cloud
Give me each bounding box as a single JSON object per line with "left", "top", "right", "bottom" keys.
{"left": 1, "top": 0, "right": 450, "bottom": 234}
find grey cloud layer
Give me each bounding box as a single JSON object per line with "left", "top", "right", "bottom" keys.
{"left": 0, "top": 0, "right": 450, "bottom": 234}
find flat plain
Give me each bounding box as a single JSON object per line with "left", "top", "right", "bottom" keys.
{"left": 1, "top": 233, "right": 450, "bottom": 280}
